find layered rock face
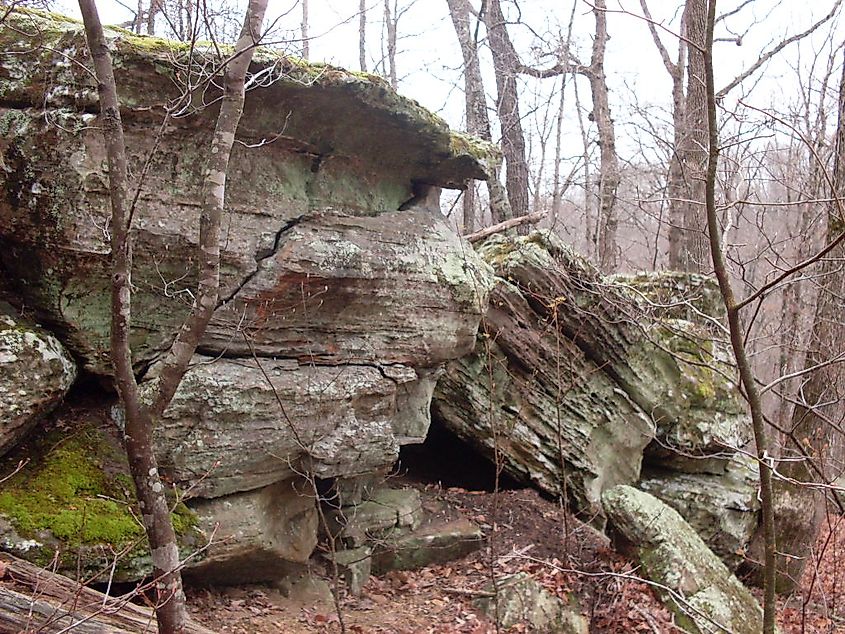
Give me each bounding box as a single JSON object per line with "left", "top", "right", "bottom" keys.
{"left": 614, "top": 272, "right": 760, "bottom": 568}
{"left": 432, "top": 234, "right": 757, "bottom": 555}
{"left": 0, "top": 10, "right": 491, "bottom": 580}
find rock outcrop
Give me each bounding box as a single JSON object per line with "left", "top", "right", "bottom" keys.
{"left": 144, "top": 356, "right": 439, "bottom": 497}
{"left": 0, "top": 302, "right": 76, "bottom": 456}
{"left": 0, "top": 10, "right": 492, "bottom": 582}
{"left": 613, "top": 272, "right": 759, "bottom": 569}
{"left": 432, "top": 233, "right": 751, "bottom": 518}
{"left": 603, "top": 485, "right": 764, "bottom": 634}
{"left": 0, "top": 10, "right": 492, "bottom": 375}
{"left": 432, "top": 234, "right": 654, "bottom": 516}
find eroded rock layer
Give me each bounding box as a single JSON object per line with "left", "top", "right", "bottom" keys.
{"left": 433, "top": 233, "right": 752, "bottom": 523}
{"left": 0, "top": 10, "right": 492, "bottom": 581}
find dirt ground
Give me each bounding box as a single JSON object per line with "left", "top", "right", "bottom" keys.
{"left": 187, "top": 483, "right": 845, "bottom": 633}
{"left": 4, "top": 477, "right": 843, "bottom": 632}
{"left": 184, "top": 484, "right": 689, "bottom": 633}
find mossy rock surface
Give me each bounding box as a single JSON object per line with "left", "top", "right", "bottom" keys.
{"left": 0, "top": 7, "right": 495, "bottom": 186}
{"left": 611, "top": 271, "right": 726, "bottom": 326}
{"left": 0, "top": 401, "right": 202, "bottom": 582}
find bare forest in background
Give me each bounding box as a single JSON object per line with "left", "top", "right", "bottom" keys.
{"left": 3, "top": 0, "right": 845, "bottom": 632}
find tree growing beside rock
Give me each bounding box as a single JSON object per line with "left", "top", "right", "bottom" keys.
{"left": 77, "top": 0, "right": 268, "bottom": 630}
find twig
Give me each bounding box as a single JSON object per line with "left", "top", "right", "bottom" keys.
{"left": 443, "top": 586, "right": 496, "bottom": 598}
{"left": 464, "top": 211, "right": 547, "bottom": 243}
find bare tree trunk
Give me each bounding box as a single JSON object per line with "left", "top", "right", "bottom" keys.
{"left": 666, "top": 38, "right": 687, "bottom": 269}
{"left": 551, "top": 74, "right": 566, "bottom": 223}
{"left": 78, "top": 1, "right": 268, "bottom": 631}
{"left": 359, "top": 0, "right": 367, "bottom": 72}
{"left": 586, "top": 0, "right": 620, "bottom": 271}
{"left": 484, "top": 0, "right": 528, "bottom": 220}
{"left": 699, "top": 1, "right": 776, "bottom": 630}
{"left": 678, "top": 0, "right": 709, "bottom": 272}
{"left": 77, "top": 5, "right": 184, "bottom": 631}
{"left": 640, "top": 0, "right": 691, "bottom": 270}
{"left": 445, "top": 0, "right": 512, "bottom": 226}
{"left": 301, "top": 0, "right": 309, "bottom": 59}
{"left": 572, "top": 76, "right": 594, "bottom": 257}
{"left": 462, "top": 183, "right": 476, "bottom": 234}
{"left": 383, "top": 0, "right": 397, "bottom": 88}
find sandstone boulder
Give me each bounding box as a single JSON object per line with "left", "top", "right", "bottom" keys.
{"left": 0, "top": 303, "right": 76, "bottom": 456}
{"left": 603, "top": 485, "right": 763, "bottom": 634}
{"left": 0, "top": 10, "right": 493, "bottom": 377}
{"left": 611, "top": 271, "right": 726, "bottom": 327}
{"left": 433, "top": 280, "right": 652, "bottom": 516}
{"left": 144, "top": 356, "right": 436, "bottom": 497}
{"left": 184, "top": 478, "right": 318, "bottom": 585}
{"left": 474, "top": 573, "right": 589, "bottom": 634}
{"left": 638, "top": 454, "right": 759, "bottom": 570}
{"left": 433, "top": 233, "right": 754, "bottom": 516}
{"left": 0, "top": 9, "right": 494, "bottom": 583}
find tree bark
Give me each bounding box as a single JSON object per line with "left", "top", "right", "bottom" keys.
{"left": 700, "top": 0, "right": 776, "bottom": 629}
{"left": 484, "top": 0, "right": 528, "bottom": 220}
{"left": 464, "top": 210, "right": 547, "bottom": 243}
{"left": 359, "top": 0, "right": 368, "bottom": 72}
{"left": 78, "top": 4, "right": 186, "bottom": 631}
{"left": 586, "top": 0, "right": 620, "bottom": 271}
{"left": 674, "top": 0, "right": 710, "bottom": 272}
{"left": 384, "top": 0, "right": 398, "bottom": 88}
{"left": 78, "top": 1, "right": 268, "bottom": 631}
{"left": 445, "top": 0, "right": 512, "bottom": 226}
{"left": 0, "top": 553, "right": 214, "bottom": 634}
{"left": 301, "top": 0, "right": 309, "bottom": 59}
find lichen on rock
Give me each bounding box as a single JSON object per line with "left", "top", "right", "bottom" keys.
{"left": 0, "top": 302, "right": 76, "bottom": 456}
{"left": 603, "top": 485, "right": 763, "bottom": 634}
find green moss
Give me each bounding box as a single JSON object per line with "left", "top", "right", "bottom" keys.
{"left": 0, "top": 422, "right": 197, "bottom": 548}
{"left": 0, "top": 428, "right": 143, "bottom": 546}
{"left": 449, "top": 132, "right": 500, "bottom": 168}
{"left": 171, "top": 502, "right": 198, "bottom": 534}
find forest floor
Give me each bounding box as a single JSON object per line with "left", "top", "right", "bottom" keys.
{"left": 186, "top": 482, "right": 845, "bottom": 633}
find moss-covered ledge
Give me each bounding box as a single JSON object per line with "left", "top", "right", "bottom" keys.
{"left": 0, "top": 7, "right": 497, "bottom": 189}
{"left": 0, "top": 404, "right": 202, "bottom": 582}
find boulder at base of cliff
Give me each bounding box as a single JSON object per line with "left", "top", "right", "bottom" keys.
{"left": 0, "top": 302, "right": 76, "bottom": 456}
{"left": 603, "top": 485, "right": 763, "bottom": 634}
{"left": 638, "top": 454, "right": 759, "bottom": 570}
{"left": 184, "top": 478, "right": 318, "bottom": 585}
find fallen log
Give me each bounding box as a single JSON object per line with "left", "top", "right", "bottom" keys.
{"left": 463, "top": 211, "right": 547, "bottom": 243}
{"left": 0, "top": 552, "right": 214, "bottom": 633}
